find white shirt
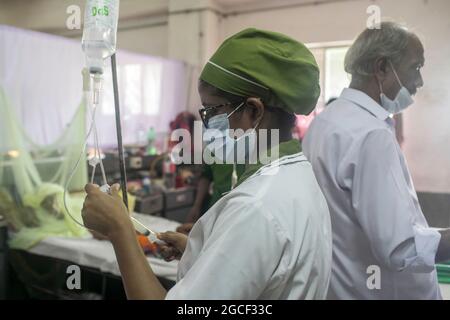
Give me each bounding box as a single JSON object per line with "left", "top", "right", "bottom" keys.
{"left": 166, "top": 153, "right": 332, "bottom": 300}
{"left": 303, "top": 88, "right": 442, "bottom": 300}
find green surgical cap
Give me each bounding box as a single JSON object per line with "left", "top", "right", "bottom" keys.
{"left": 200, "top": 28, "right": 321, "bottom": 115}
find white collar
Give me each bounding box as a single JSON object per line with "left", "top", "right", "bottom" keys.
{"left": 221, "top": 153, "right": 307, "bottom": 196}
{"left": 340, "top": 88, "right": 391, "bottom": 121}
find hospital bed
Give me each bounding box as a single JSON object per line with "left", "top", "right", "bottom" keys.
{"left": 7, "top": 213, "right": 180, "bottom": 299}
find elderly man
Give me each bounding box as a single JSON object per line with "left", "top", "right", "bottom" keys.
{"left": 304, "top": 22, "right": 450, "bottom": 299}
{"left": 82, "top": 28, "right": 332, "bottom": 300}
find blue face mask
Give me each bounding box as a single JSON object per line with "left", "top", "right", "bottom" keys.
{"left": 203, "top": 102, "right": 259, "bottom": 164}
{"left": 379, "top": 61, "right": 414, "bottom": 114}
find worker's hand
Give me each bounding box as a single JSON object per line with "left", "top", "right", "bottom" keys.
{"left": 90, "top": 230, "right": 109, "bottom": 241}
{"left": 176, "top": 223, "right": 194, "bottom": 235}
{"left": 82, "top": 183, "right": 133, "bottom": 241}
{"left": 156, "top": 231, "right": 188, "bottom": 262}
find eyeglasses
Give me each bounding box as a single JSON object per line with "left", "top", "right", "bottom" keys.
{"left": 198, "top": 101, "right": 245, "bottom": 128}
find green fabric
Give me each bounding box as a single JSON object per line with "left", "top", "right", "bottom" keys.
{"left": 0, "top": 87, "right": 88, "bottom": 195}
{"left": 235, "top": 139, "right": 302, "bottom": 188}
{"left": 200, "top": 28, "right": 320, "bottom": 115}
{"left": 437, "top": 263, "right": 450, "bottom": 284}
{"left": 7, "top": 183, "right": 88, "bottom": 250}
{"left": 201, "top": 164, "right": 245, "bottom": 208}
{"left": 0, "top": 84, "right": 89, "bottom": 250}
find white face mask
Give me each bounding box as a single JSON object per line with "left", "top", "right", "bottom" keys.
{"left": 379, "top": 61, "right": 414, "bottom": 114}
{"left": 203, "top": 102, "right": 259, "bottom": 164}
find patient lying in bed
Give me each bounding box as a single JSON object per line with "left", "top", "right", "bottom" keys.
{"left": 0, "top": 184, "right": 89, "bottom": 250}
{"left": 0, "top": 183, "right": 176, "bottom": 260}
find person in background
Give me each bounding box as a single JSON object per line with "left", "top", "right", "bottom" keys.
{"left": 304, "top": 22, "right": 450, "bottom": 300}
{"left": 169, "top": 110, "right": 245, "bottom": 235}
{"left": 176, "top": 163, "right": 244, "bottom": 234}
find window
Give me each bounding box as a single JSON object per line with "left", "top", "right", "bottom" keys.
{"left": 143, "top": 64, "right": 162, "bottom": 116}
{"left": 309, "top": 44, "right": 351, "bottom": 108}
{"left": 294, "top": 44, "right": 351, "bottom": 140}
{"left": 124, "top": 64, "right": 142, "bottom": 115}
{"left": 100, "top": 63, "right": 163, "bottom": 116}
{"left": 324, "top": 47, "right": 351, "bottom": 103}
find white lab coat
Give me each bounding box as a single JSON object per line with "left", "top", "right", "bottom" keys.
{"left": 303, "top": 88, "right": 442, "bottom": 300}
{"left": 166, "top": 153, "right": 332, "bottom": 300}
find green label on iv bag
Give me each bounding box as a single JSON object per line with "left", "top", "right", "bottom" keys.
{"left": 84, "top": 0, "right": 119, "bottom": 30}
{"left": 92, "top": 6, "right": 109, "bottom": 16}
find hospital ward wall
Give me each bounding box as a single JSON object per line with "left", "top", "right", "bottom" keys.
{"left": 221, "top": 0, "right": 450, "bottom": 199}
{"left": 117, "top": 25, "right": 169, "bottom": 58}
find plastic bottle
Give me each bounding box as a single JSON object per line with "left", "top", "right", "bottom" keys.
{"left": 146, "top": 127, "right": 157, "bottom": 155}
{"left": 82, "top": 0, "right": 120, "bottom": 75}
{"left": 142, "top": 177, "right": 151, "bottom": 195}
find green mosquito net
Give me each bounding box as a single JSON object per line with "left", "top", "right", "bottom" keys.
{"left": 0, "top": 26, "right": 95, "bottom": 249}
{"left": 0, "top": 87, "right": 89, "bottom": 249}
